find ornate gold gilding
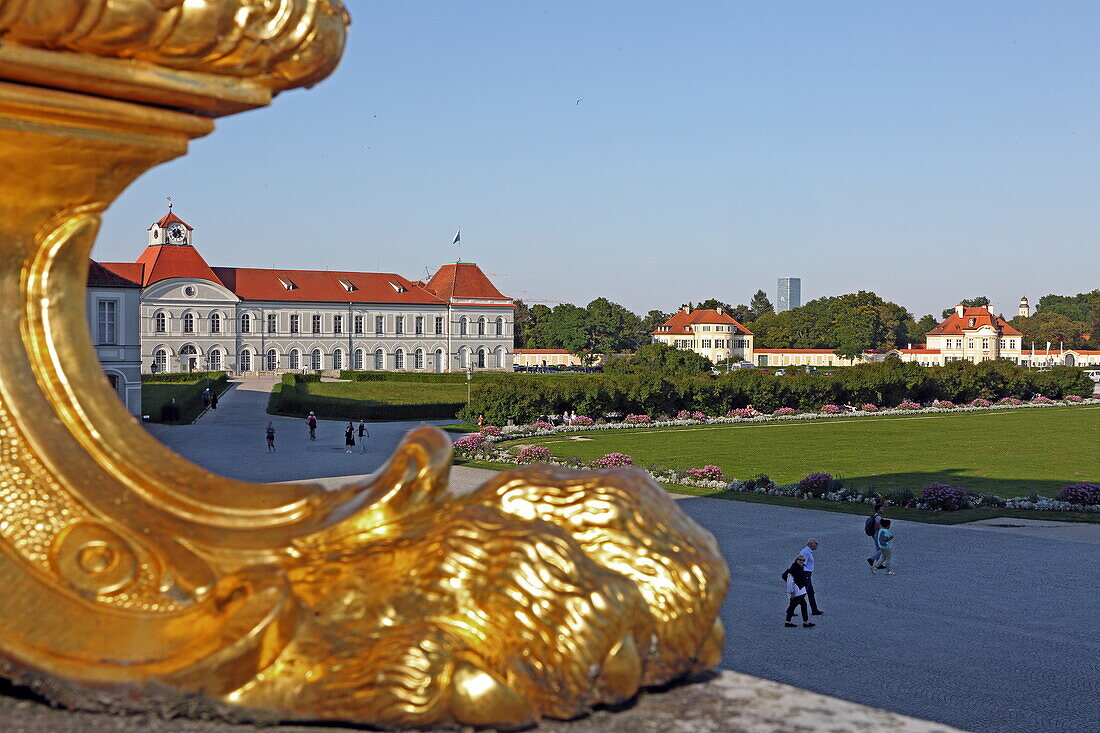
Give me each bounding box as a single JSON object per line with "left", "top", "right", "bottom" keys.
{"left": 0, "top": 2, "right": 729, "bottom": 728}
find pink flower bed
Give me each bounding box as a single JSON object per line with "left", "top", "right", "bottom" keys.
{"left": 623, "top": 414, "right": 652, "bottom": 424}
{"left": 969, "top": 399, "right": 991, "bottom": 408}
{"left": 997, "top": 397, "right": 1022, "bottom": 405}
{"left": 932, "top": 400, "right": 956, "bottom": 409}
{"left": 452, "top": 434, "right": 487, "bottom": 455}
{"left": 1031, "top": 395, "right": 1054, "bottom": 404}
{"left": 480, "top": 425, "right": 502, "bottom": 436}
{"left": 861, "top": 403, "right": 878, "bottom": 412}
{"left": 530, "top": 420, "right": 554, "bottom": 430}
{"left": 1064, "top": 394, "right": 1084, "bottom": 403}
{"left": 676, "top": 410, "right": 695, "bottom": 420}
{"left": 725, "top": 408, "right": 758, "bottom": 419}
{"left": 820, "top": 404, "right": 841, "bottom": 414}
{"left": 516, "top": 445, "right": 553, "bottom": 463}
{"left": 569, "top": 415, "right": 594, "bottom": 425}
{"left": 589, "top": 452, "right": 634, "bottom": 468}
{"left": 692, "top": 410, "right": 707, "bottom": 421}
{"left": 772, "top": 407, "right": 797, "bottom": 416}
{"left": 897, "top": 401, "right": 921, "bottom": 410}
{"left": 686, "top": 465, "right": 725, "bottom": 482}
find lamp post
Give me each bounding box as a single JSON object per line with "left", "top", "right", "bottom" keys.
{"left": 466, "top": 366, "right": 473, "bottom": 403}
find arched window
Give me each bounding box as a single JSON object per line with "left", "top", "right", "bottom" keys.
{"left": 153, "top": 349, "right": 167, "bottom": 373}
{"left": 459, "top": 348, "right": 469, "bottom": 369}
{"left": 394, "top": 349, "right": 405, "bottom": 370}
{"left": 240, "top": 350, "right": 252, "bottom": 372}
{"left": 495, "top": 346, "right": 505, "bottom": 369}
{"left": 333, "top": 349, "right": 343, "bottom": 370}
{"left": 208, "top": 348, "right": 222, "bottom": 371}
{"left": 353, "top": 348, "right": 364, "bottom": 370}
{"left": 374, "top": 349, "right": 384, "bottom": 370}
{"left": 240, "top": 313, "right": 251, "bottom": 333}
{"left": 183, "top": 312, "right": 194, "bottom": 333}
{"left": 478, "top": 317, "right": 486, "bottom": 336}
{"left": 154, "top": 312, "right": 166, "bottom": 333}
{"left": 310, "top": 349, "right": 322, "bottom": 371}
{"left": 414, "top": 348, "right": 424, "bottom": 369}
{"left": 210, "top": 312, "right": 221, "bottom": 333}
{"left": 289, "top": 349, "right": 300, "bottom": 370}
{"left": 180, "top": 344, "right": 197, "bottom": 371}
{"left": 459, "top": 317, "right": 468, "bottom": 336}
{"left": 495, "top": 316, "right": 504, "bottom": 336}
{"left": 266, "top": 349, "right": 278, "bottom": 371}
{"left": 477, "top": 348, "right": 486, "bottom": 369}
{"left": 434, "top": 349, "right": 444, "bottom": 373}
{"left": 267, "top": 313, "right": 277, "bottom": 334}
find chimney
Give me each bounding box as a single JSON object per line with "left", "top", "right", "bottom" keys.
{"left": 682, "top": 305, "right": 690, "bottom": 314}
{"left": 955, "top": 304, "right": 965, "bottom": 317}
{"left": 907, "top": 343, "right": 912, "bottom": 350}
{"left": 716, "top": 306, "right": 723, "bottom": 315}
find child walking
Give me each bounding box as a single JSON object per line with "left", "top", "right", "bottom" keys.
{"left": 781, "top": 555, "right": 815, "bottom": 628}
{"left": 875, "top": 519, "right": 896, "bottom": 575}
{"left": 265, "top": 421, "right": 276, "bottom": 452}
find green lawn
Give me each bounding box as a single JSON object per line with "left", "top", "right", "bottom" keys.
{"left": 508, "top": 406, "right": 1100, "bottom": 498}
{"left": 302, "top": 380, "right": 468, "bottom": 405}
{"left": 142, "top": 377, "right": 228, "bottom": 423}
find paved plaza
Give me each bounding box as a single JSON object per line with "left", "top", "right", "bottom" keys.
{"left": 139, "top": 379, "right": 1100, "bottom": 733}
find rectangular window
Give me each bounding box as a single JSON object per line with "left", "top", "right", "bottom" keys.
{"left": 701, "top": 339, "right": 712, "bottom": 348}
{"left": 312, "top": 314, "right": 322, "bottom": 334}
{"left": 290, "top": 314, "right": 299, "bottom": 333}
{"left": 96, "top": 300, "right": 117, "bottom": 345}
{"left": 415, "top": 316, "right": 424, "bottom": 335}
{"left": 354, "top": 315, "right": 364, "bottom": 334}
{"left": 967, "top": 339, "right": 974, "bottom": 349}
{"left": 334, "top": 315, "right": 343, "bottom": 334}
{"left": 267, "top": 313, "right": 277, "bottom": 334}
{"left": 435, "top": 316, "right": 444, "bottom": 335}
{"left": 375, "top": 315, "right": 384, "bottom": 334}
{"left": 396, "top": 316, "right": 405, "bottom": 335}
{"left": 982, "top": 338, "right": 989, "bottom": 349}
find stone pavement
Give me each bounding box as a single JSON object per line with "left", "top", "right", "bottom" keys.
{"left": 129, "top": 378, "right": 1099, "bottom": 732}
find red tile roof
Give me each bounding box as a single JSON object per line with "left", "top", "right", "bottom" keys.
{"left": 754, "top": 348, "right": 852, "bottom": 354}
{"left": 927, "top": 307, "right": 1022, "bottom": 337}
{"left": 87, "top": 260, "right": 141, "bottom": 288}
{"left": 211, "top": 267, "right": 446, "bottom": 304}
{"left": 423, "top": 262, "right": 510, "bottom": 302}
{"left": 652, "top": 309, "right": 753, "bottom": 336}
{"left": 515, "top": 349, "right": 573, "bottom": 354}
{"left": 104, "top": 244, "right": 223, "bottom": 287}
{"left": 150, "top": 211, "right": 193, "bottom": 231}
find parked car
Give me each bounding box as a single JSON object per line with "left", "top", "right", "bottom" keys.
{"left": 775, "top": 369, "right": 787, "bottom": 376}
{"left": 1084, "top": 368, "right": 1100, "bottom": 383}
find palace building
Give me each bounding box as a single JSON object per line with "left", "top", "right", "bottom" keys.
{"left": 99, "top": 209, "right": 514, "bottom": 375}
{"left": 651, "top": 307, "right": 754, "bottom": 364}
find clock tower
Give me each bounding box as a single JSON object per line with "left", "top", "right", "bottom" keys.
{"left": 147, "top": 205, "right": 193, "bottom": 246}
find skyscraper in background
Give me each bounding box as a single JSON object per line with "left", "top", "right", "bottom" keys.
{"left": 777, "top": 277, "right": 801, "bottom": 312}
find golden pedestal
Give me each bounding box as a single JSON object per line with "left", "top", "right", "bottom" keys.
{"left": 0, "top": 2, "right": 728, "bottom": 727}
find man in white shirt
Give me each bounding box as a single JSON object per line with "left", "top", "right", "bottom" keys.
{"left": 799, "top": 538, "right": 823, "bottom": 616}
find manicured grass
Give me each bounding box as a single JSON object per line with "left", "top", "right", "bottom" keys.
{"left": 506, "top": 406, "right": 1100, "bottom": 498}
{"left": 142, "top": 377, "right": 228, "bottom": 423}
{"left": 302, "top": 380, "right": 468, "bottom": 405}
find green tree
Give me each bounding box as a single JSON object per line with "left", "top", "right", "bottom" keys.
{"left": 751, "top": 291, "right": 913, "bottom": 352}
{"left": 942, "top": 296, "right": 991, "bottom": 320}
{"left": 1009, "top": 312, "right": 1090, "bottom": 349}
{"left": 696, "top": 298, "right": 734, "bottom": 314}
{"left": 585, "top": 297, "right": 644, "bottom": 354}
{"left": 1036, "top": 290, "right": 1100, "bottom": 322}
{"left": 747, "top": 290, "right": 774, "bottom": 321}
{"left": 907, "top": 314, "right": 939, "bottom": 345}
{"left": 512, "top": 299, "right": 532, "bottom": 348}
{"left": 604, "top": 342, "right": 712, "bottom": 377}
{"left": 728, "top": 304, "right": 752, "bottom": 324}
{"left": 641, "top": 309, "right": 670, "bottom": 335}
{"left": 529, "top": 303, "right": 588, "bottom": 351}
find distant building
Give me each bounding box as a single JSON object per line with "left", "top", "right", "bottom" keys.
{"left": 651, "top": 307, "right": 754, "bottom": 364}
{"left": 87, "top": 260, "right": 142, "bottom": 415}
{"left": 777, "top": 277, "right": 801, "bottom": 312}
{"left": 1018, "top": 296, "right": 1029, "bottom": 318}
{"left": 513, "top": 349, "right": 608, "bottom": 368}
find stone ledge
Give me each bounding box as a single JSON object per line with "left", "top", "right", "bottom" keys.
{"left": 0, "top": 671, "right": 961, "bottom": 732}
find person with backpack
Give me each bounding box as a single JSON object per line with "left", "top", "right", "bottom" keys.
{"left": 781, "top": 555, "right": 815, "bottom": 628}
{"left": 307, "top": 411, "right": 317, "bottom": 441}
{"left": 865, "top": 502, "right": 885, "bottom": 573}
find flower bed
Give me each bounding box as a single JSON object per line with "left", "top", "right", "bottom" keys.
{"left": 480, "top": 425, "right": 502, "bottom": 436}
{"left": 861, "top": 403, "right": 879, "bottom": 412}
{"left": 820, "top": 404, "right": 841, "bottom": 414}
{"left": 772, "top": 407, "right": 797, "bottom": 416}
{"left": 589, "top": 452, "right": 633, "bottom": 468}
{"left": 516, "top": 445, "right": 553, "bottom": 463}
{"left": 1059, "top": 483, "right": 1100, "bottom": 505}
{"left": 623, "top": 414, "right": 652, "bottom": 424}
{"left": 969, "top": 399, "right": 991, "bottom": 408}
{"left": 687, "top": 465, "right": 726, "bottom": 482}
{"left": 569, "top": 415, "right": 595, "bottom": 426}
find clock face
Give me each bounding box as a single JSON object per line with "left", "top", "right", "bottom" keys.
{"left": 168, "top": 225, "right": 186, "bottom": 242}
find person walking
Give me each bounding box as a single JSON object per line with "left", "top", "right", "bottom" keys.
{"left": 866, "top": 502, "right": 885, "bottom": 573}
{"left": 265, "top": 422, "right": 276, "bottom": 452}
{"left": 209, "top": 388, "right": 218, "bottom": 410}
{"left": 357, "top": 419, "right": 369, "bottom": 453}
{"left": 781, "top": 555, "right": 815, "bottom": 628}
{"left": 307, "top": 411, "right": 317, "bottom": 441}
{"left": 875, "top": 519, "right": 896, "bottom": 575}
{"left": 201, "top": 387, "right": 212, "bottom": 410}
{"left": 344, "top": 422, "right": 355, "bottom": 454}
{"left": 799, "top": 538, "right": 824, "bottom": 615}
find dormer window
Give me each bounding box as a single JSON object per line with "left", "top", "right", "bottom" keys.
{"left": 968, "top": 318, "right": 976, "bottom": 328}
{"left": 338, "top": 278, "right": 356, "bottom": 292}
{"left": 278, "top": 277, "right": 296, "bottom": 291}
{"left": 389, "top": 281, "right": 406, "bottom": 293}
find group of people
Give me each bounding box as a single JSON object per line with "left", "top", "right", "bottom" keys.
{"left": 201, "top": 386, "right": 219, "bottom": 411}
{"left": 780, "top": 504, "right": 898, "bottom": 627}
{"left": 262, "top": 412, "right": 371, "bottom": 454}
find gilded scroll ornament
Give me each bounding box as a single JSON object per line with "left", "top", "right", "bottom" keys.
{"left": 0, "top": 2, "right": 729, "bottom": 727}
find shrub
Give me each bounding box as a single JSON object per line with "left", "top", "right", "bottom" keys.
{"left": 623, "top": 414, "right": 652, "bottom": 424}
{"left": 452, "top": 434, "right": 487, "bottom": 456}
{"left": 743, "top": 473, "right": 774, "bottom": 490}
{"left": 480, "top": 425, "right": 502, "bottom": 436}
{"left": 772, "top": 407, "right": 797, "bottom": 416}
{"left": 885, "top": 488, "right": 915, "bottom": 507}
{"left": 160, "top": 402, "right": 180, "bottom": 423}
{"left": 931, "top": 400, "right": 956, "bottom": 409}
{"left": 820, "top": 404, "right": 841, "bottom": 414}
{"left": 977, "top": 492, "right": 1007, "bottom": 508}
{"left": 589, "top": 452, "right": 634, "bottom": 468}
{"left": 797, "top": 472, "right": 834, "bottom": 497}
{"left": 516, "top": 445, "right": 554, "bottom": 463}
{"left": 969, "top": 398, "right": 992, "bottom": 407}
{"left": 1058, "top": 483, "right": 1100, "bottom": 506}
{"left": 861, "top": 403, "right": 878, "bottom": 412}
{"left": 896, "top": 400, "right": 921, "bottom": 410}
{"left": 919, "top": 483, "right": 973, "bottom": 511}
{"left": 686, "top": 465, "right": 725, "bottom": 482}
{"left": 569, "top": 415, "right": 594, "bottom": 425}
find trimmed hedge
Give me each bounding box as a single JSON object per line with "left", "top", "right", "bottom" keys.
{"left": 142, "top": 371, "right": 227, "bottom": 384}
{"left": 270, "top": 380, "right": 463, "bottom": 421}
{"left": 142, "top": 372, "right": 229, "bottom": 423}
{"left": 459, "top": 360, "right": 1093, "bottom": 425}
{"left": 338, "top": 370, "right": 469, "bottom": 384}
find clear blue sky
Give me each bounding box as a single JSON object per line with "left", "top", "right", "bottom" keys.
{"left": 96, "top": 1, "right": 1100, "bottom": 320}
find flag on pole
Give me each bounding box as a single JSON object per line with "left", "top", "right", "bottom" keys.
{"left": 452, "top": 228, "right": 461, "bottom": 245}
